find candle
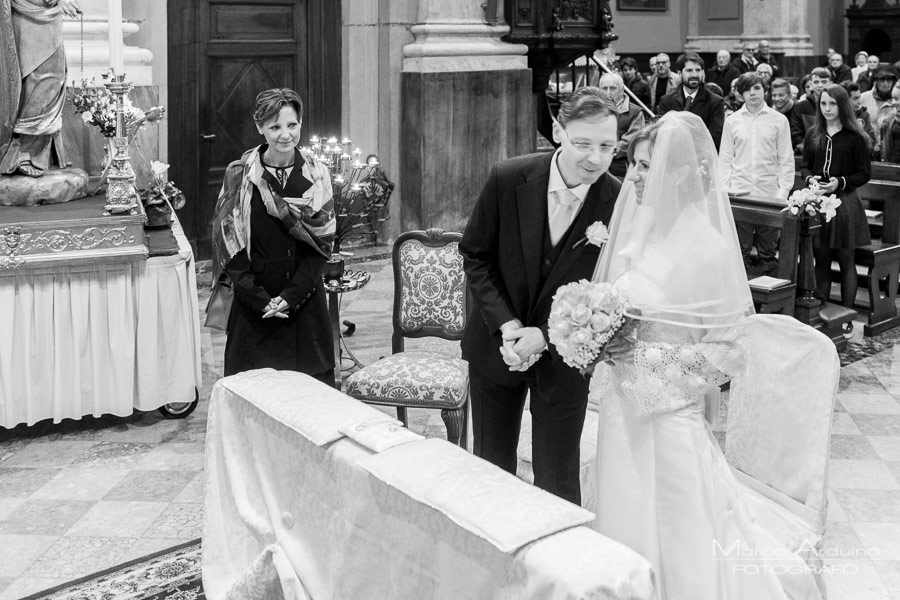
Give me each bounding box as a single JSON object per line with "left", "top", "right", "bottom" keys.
{"left": 107, "top": 0, "right": 125, "bottom": 73}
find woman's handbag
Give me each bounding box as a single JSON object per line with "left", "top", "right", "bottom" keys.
{"left": 205, "top": 273, "right": 234, "bottom": 331}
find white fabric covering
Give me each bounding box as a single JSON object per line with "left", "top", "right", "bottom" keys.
{"left": 0, "top": 218, "right": 201, "bottom": 426}
{"left": 202, "top": 370, "right": 657, "bottom": 600}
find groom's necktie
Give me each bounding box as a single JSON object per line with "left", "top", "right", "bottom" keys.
{"left": 548, "top": 188, "right": 582, "bottom": 247}
{"left": 684, "top": 94, "right": 694, "bottom": 111}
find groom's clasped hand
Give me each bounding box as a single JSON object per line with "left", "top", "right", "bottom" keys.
{"left": 499, "top": 319, "right": 547, "bottom": 371}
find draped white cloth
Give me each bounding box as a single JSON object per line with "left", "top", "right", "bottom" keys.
{"left": 202, "top": 370, "right": 657, "bottom": 600}
{"left": 0, "top": 218, "right": 202, "bottom": 427}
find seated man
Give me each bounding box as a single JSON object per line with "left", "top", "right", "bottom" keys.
{"left": 789, "top": 67, "right": 831, "bottom": 153}
{"left": 598, "top": 72, "right": 645, "bottom": 178}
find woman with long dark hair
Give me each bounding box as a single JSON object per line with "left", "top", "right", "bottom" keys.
{"left": 211, "top": 88, "right": 336, "bottom": 383}
{"left": 800, "top": 83, "right": 872, "bottom": 311}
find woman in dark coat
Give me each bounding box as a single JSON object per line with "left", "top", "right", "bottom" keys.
{"left": 212, "top": 88, "right": 336, "bottom": 384}
{"left": 800, "top": 83, "right": 872, "bottom": 312}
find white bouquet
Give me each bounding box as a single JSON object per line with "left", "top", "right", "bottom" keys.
{"left": 548, "top": 280, "right": 627, "bottom": 371}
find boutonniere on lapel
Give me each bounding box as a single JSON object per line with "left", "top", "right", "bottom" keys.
{"left": 573, "top": 220, "right": 610, "bottom": 250}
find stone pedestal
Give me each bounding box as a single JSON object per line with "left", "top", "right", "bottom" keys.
{"left": 0, "top": 168, "right": 89, "bottom": 206}
{"left": 400, "top": 0, "right": 532, "bottom": 232}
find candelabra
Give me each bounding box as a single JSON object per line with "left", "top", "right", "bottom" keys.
{"left": 304, "top": 136, "right": 378, "bottom": 254}
{"left": 102, "top": 70, "right": 139, "bottom": 215}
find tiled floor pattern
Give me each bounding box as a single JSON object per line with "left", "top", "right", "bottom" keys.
{"left": 1, "top": 254, "right": 900, "bottom": 598}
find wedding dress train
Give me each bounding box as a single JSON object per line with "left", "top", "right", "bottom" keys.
{"left": 590, "top": 274, "right": 824, "bottom": 600}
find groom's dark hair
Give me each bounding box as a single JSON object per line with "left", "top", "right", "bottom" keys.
{"left": 557, "top": 87, "right": 617, "bottom": 127}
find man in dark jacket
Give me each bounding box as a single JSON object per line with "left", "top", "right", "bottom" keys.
{"left": 620, "top": 56, "right": 651, "bottom": 109}
{"left": 659, "top": 52, "right": 725, "bottom": 149}
{"left": 706, "top": 49, "right": 740, "bottom": 97}
{"left": 753, "top": 40, "right": 781, "bottom": 78}
{"left": 732, "top": 43, "right": 759, "bottom": 74}
{"left": 828, "top": 53, "right": 853, "bottom": 84}
{"left": 461, "top": 88, "right": 621, "bottom": 505}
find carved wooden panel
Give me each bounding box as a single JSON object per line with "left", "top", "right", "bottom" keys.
{"left": 209, "top": 5, "right": 296, "bottom": 40}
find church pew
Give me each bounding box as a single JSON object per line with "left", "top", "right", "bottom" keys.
{"left": 852, "top": 178, "right": 900, "bottom": 335}
{"left": 729, "top": 195, "right": 800, "bottom": 316}
{"left": 792, "top": 158, "right": 900, "bottom": 336}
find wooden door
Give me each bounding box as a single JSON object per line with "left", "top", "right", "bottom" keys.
{"left": 168, "top": 0, "right": 341, "bottom": 258}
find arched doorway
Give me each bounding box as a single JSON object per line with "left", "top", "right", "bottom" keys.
{"left": 863, "top": 28, "right": 892, "bottom": 58}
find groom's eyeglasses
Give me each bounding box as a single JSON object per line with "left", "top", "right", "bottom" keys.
{"left": 559, "top": 126, "right": 616, "bottom": 156}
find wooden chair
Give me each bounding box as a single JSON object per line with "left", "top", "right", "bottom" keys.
{"left": 345, "top": 228, "right": 471, "bottom": 446}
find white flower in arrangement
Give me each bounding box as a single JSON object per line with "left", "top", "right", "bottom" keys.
{"left": 819, "top": 194, "right": 841, "bottom": 222}
{"left": 150, "top": 161, "right": 170, "bottom": 179}
{"left": 784, "top": 187, "right": 841, "bottom": 222}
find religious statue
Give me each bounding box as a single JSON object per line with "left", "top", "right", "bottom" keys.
{"left": 0, "top": 0, "right": 89, "bottom": 204}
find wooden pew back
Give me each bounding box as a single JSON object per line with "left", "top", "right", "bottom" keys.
{"left": 729, "top": 195, "right": 801, "bottom": 282}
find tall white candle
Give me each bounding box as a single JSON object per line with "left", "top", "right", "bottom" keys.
{"left": 108, "top": 0, "right": 124, "bottom": 73}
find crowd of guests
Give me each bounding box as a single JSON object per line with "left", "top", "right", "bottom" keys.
{"left": 614, "top": 42, "right": 900, "bottom": 164}
{"left": 584, "top": 41, "right": 899, "bottom": 322}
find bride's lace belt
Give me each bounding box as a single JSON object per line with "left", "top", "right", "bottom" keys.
{"left": 599, "top": 340, "right": 732, "bottom": 418}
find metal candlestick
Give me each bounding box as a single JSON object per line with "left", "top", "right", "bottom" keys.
{"left": 102, "top": 71, "right": 139, "bottom": 216}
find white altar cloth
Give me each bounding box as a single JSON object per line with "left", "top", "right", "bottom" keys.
{"left": 0, "top": 220, "right": 202, "bottom": 427}
{"left": 203, "top": 370, "right": 656, "bottom": 600}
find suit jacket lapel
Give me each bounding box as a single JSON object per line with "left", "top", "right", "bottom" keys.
{"left": 535, "top": 174, "right": 613, "bottom": 309}
{"left": 516, "top": 153, "right": 553, "bottom": 309}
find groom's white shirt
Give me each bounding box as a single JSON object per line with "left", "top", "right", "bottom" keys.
{"left": 547, "top": 149, "right": 591, "bottom": 242}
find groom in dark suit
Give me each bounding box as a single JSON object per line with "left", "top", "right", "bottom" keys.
{"left": 460, "top": 88, "right": 621, "bottom": 505}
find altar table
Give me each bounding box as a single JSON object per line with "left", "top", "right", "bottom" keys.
{"left": 0, "top": 216, "right": 202, "bottom": 428}
{"left": 203, "top": 370, "right": 656, "bottom": 600}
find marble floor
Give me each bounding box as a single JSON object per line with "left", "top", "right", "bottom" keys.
{"left": 2, "top": 252, "right": 900, "bottom": 599}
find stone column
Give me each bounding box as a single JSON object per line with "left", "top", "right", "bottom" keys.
{"left": 61, "top": 0, "right": 153, "bottom": 85}
{"left": 400, "top": 0, "right": 532, "bottom": 233}
{"left": 685, "top": 0, "right": 813, "bottom": 75}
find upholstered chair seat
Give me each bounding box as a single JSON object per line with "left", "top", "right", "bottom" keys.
{"left": 344, "top": 229, "right": 471, "bottom": 446}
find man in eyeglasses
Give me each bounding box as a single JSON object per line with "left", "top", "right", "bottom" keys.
{"left": 753, "top": 40, "right": 780, "bottom": 78}
{"left": 732, "top": 42, "right": 759, "bottom": 74}
{"left": 461, "top": 87, "right": 620, "bottom": 505}
{"left": 648, "top": 53, "right": 681, "bottom": 113}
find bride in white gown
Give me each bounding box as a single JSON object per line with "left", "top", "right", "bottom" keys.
{"left": 590, "top": 112, "right": 825, "bottom": 599}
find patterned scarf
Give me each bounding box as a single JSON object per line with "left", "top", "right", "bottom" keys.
{"left": 212, "top": 146, "right": 335, "bottom": 274}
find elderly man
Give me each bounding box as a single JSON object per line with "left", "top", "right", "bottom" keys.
{"left": 598, "top": 71, "right": 646, "bottom": 178}
{"left": 861, "top": 65, "right": 899, "bottom": 152}
{"left": 755, "top": 63, "right": 773, "bottom": 86}
{"left": 828, "top": 53, "right": 853, "bottom": 83}
{"left": 706, "top": 50, "right": 740, "bottom": 97}
{"left": 732, "top": 42, "right": 759, "bottom": 74}
{"left": 753, "top": 40, "right": 780, "bottom": 77}
{"left": 659, "top": 52, "right": 725, "bottom": 148}
{"left": 857, "top": 54, "right": 880, "bottom": 93}
{"left": 648, "top": 53, "right": 681, "bottom": 113}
